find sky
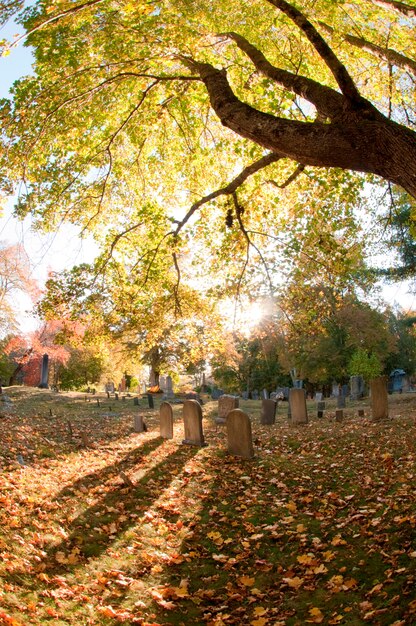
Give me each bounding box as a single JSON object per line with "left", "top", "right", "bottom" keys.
{"left": 0, "top": 17, "right": 98, "bottom": 332}
{"left": 0, "top": 12, "right": 415, "bottom": 336}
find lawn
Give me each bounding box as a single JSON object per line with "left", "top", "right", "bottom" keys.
{"left": 0, "top": 387, "right": 415, "bottom": 625}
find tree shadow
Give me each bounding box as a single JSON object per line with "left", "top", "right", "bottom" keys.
{"left": 5, "top": 443, "right": 201, "bottom": 585}
{"left": 54, "top": 434, "right": 165, "bottom": 500}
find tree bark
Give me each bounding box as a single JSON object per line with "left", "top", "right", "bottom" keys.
{"left": 193, "top": 61, "right": 416, "bottom": 198}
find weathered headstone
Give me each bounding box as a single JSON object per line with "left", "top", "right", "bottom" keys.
{"left": 147, "top": 393, "right": 154, "bottom": 409}
{"left": 331, "top": 382, "right": 340, "bottom": 397}
{"left": 182, "top": 400, "right": 206, "bottom": 447}
{"left": 317, "top": 400, "right": 325, "bottom": 418}
{"left": 166, "top": 375, "right": 173, "bottom": 394}
{"left": 260, "top": 399, "right": 277, "bottom": 425}
{"left": 252, "top": 390, "right": 259, "bottom": 400}
{"left": 370, "top": 376, "right": 389, "bottom": 421}
{"left": 289, "top": 388, "right": 308, "bottom": 424}
{"left": 337, "top": 395, "right": 346, "bottom": 408}
{"left": 133, "top": 397, "right": 139, "bottom": 406}
{"left": 315, "top": 392, "right": 323, "bottom": 402}
{"left": 134, "top": 415, "right": 145, "bottom": 433}
{"left": 39, "top": 353, "right": 49, "bottom": 389}
{"left": 160, "top": 401, "right": 174, "bottom": 439}
{"left": 262, "top": 389, "right": 269, "bottom": 399}
{"left": 335, "top": 409, "right": 344, "bottom": 422}
{"left": 211, "top": 388, "right": 224, "bottom": 400}
{"left": 218, "top": 395, "right": 239, "bottom": 419}
{"left": 358, "top": 408, "right": 365, "bottom": 417}
{"left": 350, "top": 375, "right": 364, "bottom": 401}
{"left": 226, "top": 409, "right": 254, "bottom": 459}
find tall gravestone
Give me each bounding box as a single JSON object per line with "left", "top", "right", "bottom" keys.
{"left": 370, "top": 376, "right": 389, "bottom": 421}
{"left": 226, "top": 409, "right": 254, "bottom": 459}
{"left": 260, "top": 399, "right": 277, "bottom": 425}
{"left": 289, "top": 388, "right": 308, "bottom": 424}
{"left": 182, "top": 400, "right": 206, "bottom": 446}
{"left": 147, "top": 393, "right": 154, "bottom": 409}
{"left": 160, "top": 401, "right": 174, "bottom": 439}
{"left": 218, "top": 395, "right": 239, "bottom": 419}
{"left": 39, "top": 353, "right": 49, "bottom": 389}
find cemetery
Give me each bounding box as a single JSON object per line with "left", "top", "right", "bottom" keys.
{"left": 0, "top": 384, "right": 415, "bottom": 625}
{"left": 1, "top": 0, "right": 416, "bottom": 623}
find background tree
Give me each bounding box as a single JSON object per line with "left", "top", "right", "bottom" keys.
{"left": 0, "top": 242, "right": 38, "bottom": 336}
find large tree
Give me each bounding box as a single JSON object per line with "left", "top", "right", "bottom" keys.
{"left": 1, "top": 0, "right": 415, "bottom": 293}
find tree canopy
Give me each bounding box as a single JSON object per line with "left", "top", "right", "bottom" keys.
{"left": 0, "top": 0, "right": 415, "bottom": 300}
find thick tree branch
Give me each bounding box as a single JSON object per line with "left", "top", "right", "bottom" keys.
{"left": 369, "top": 0, "right": 416, "bottom": 18}
{"left": 266, "top": 0, "right": 363, "bottom": 105}
{"left": 320, "top": 22, "right": 416, "bottom": 77}
{"left": 173, "top": 152, "right": 281, "bottom": 234}
{"left": 224, "top": 32, "right": 347, "bottom": 120}
{"left": 189, "top": 59, "right": 416, "bottom": 197}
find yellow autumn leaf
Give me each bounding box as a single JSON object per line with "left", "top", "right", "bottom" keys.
{"left": 308, "top": 607, "right": 324, "bottom": 623}
{"left": 282, "top": 576, "right": 304, "bottom": 589}
{"left": 297, "top": 554, "right": 316, "bottom": 565}
{"left": 286, "top": 501, "right": 297, "bottom": 513}
{"left": 253, "top": 607, "right": 268, "bottom": 616}
{"left": 250, "top": 618, "right": 268, "bottom": 626}
{"left": 55, "top": 551, "right": 68, "bottom": 564}
{"left": 239, "top": 575, "right": 256, "bottom": 586}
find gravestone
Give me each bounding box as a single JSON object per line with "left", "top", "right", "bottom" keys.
{"left": 226, "top": 409, "right": 254, "bottom": 459}
{"left": 133, "top": 397, "right": 139, "bottom": 406}
{"left": 260, "top": 399, "right": 277, "bottom": 425}
{"left": 147, "top": 393, "right": 154, "bottom": 409}
{"left": 218, "top": 395, "right": 239, "bottom": 419}
{"left": 166, "top": 375, "right": 173, "bottom": 394}
{"left": 350, "top": 375, "right": 364, "bottom": 400}
{"left": 331, "top": 382, "right": 339, "bottom": 397}
{"left": 182, "top": 400, "right": 206, "bottom": 447}
{"left": 315, "top": 392, "right": 323, "bottom": 402}
{"left": 160, "top": 401, "right": 174, "bottom": 439}
{"left": 358, "top": 408, "right": 365, "bottom": 417}
{"left": 335, "top": 409, "right": 344, "bottom": 422}
{"left": 337, "top": 395, "right": 346, "bottom": 408}
{"left": 317, "top": 400, "right": 325, "bottom": 418}
{"left": 370, "top": 376, "right": 389, "bottom": 421}
{"left": 39, "top": 353, "right": 49, "bottom": 389}
{"left": 134, "top": 415, "right": 145, "bottom": 433}
{"left": 252, "top": 390, "right": 259, "bottom": 400}
{"left": 211, "top": 388, "right": 224, "bottom": 400}
{"left": 289, "top": 388, "right": 308, "bottom": 424}
{"left": 241, "top": 391, "right": 249, "bottom": 400}
{"left": 262, "top": 389, "right": 269, "bottom": 399}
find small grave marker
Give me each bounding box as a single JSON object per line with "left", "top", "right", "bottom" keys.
{"left": 134, "top": 415, "right": 145, "bottom": 433}
{"left": 335, "top": 409, "right": 344, "bottom": 422}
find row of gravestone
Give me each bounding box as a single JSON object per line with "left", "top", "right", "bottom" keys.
{"left": 217, "top": 379, "right": 389, "bottom": 424}
{"left": 134, "top": 399, "right": 255, "bottom": 459}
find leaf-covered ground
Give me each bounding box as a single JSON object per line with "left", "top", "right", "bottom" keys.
{"left": 0, "top": 387, "right": 415, "bottom": 625}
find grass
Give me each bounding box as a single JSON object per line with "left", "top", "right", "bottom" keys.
{"left": 0, "top": 386, "right": 415, "bottom": 625}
